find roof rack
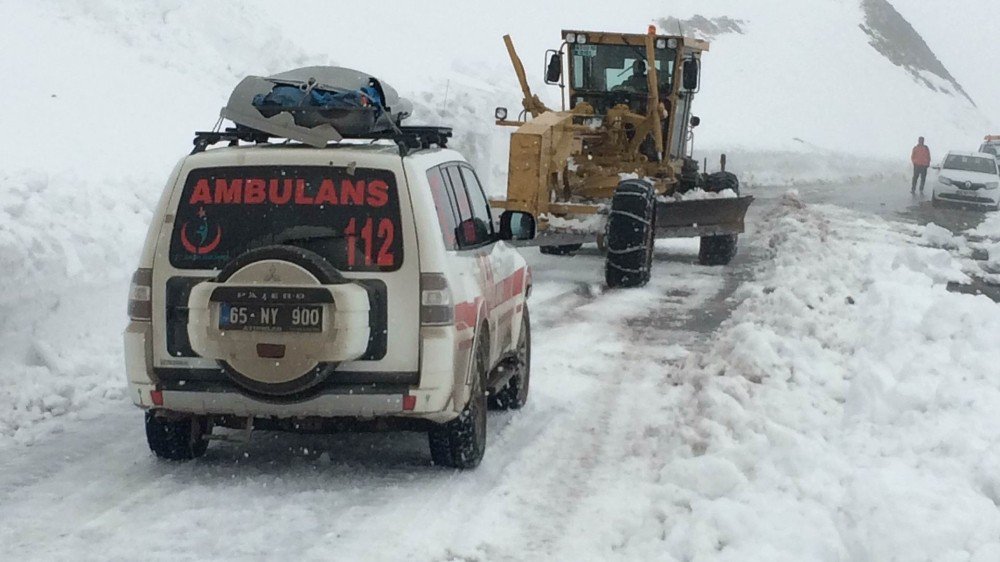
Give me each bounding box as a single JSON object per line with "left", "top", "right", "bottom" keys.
{"left": 191, "top": 125, "right": 453, "bottom": 157}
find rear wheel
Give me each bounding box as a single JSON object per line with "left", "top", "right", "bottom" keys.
{"left": 429, "top": 333, "right": 488, "bottom": 469}
{"left": 698, "top": 172, "right": 740, "bottom": 266}
{"left": 605, "top": 180, "right": 656, "bottom": 288}
{"left": 145, "top": 411, "right": 210, "bottom": 461}
{"left": 540, "top": 244, "right": 583, "bottom": 256}
{"left": 489, "top": 306, "right": 531, "bottom": 410}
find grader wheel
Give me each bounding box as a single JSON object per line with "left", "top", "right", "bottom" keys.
{"left": 698, "top": 172, "right": 740, "bottom": 266}
{"left": 605, "top": 180, "right": 656, "bottom": 288}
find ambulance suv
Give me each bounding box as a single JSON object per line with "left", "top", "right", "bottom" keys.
{"left": 125, "top": 135, "right": 534, "bottom": 469}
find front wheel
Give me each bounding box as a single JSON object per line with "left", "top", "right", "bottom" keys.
{"left": 145, "top": 411, "right": 210, "bottom": 460}
{"left": 428, "top": 333, "right": 488, "bottom": 469}
{"left": 698, "top": 171, "right": 741, "bottom": 266}
{"left": 605, "top": 180, "right": 656, "bottom": 288}
{"left": 698, "top": 235, "right": 739, "bottom": 266}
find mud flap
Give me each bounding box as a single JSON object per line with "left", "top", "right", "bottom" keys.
{"left": 655, "top": 196, "right": 754, "bottom": 238}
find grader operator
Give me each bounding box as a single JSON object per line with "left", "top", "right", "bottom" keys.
{"left": 491, "top": 28, "right": 753, "bottom": 288}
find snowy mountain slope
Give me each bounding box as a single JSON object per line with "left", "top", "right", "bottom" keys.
{"left": 892, "top": 0, "right": 1000, "bottom": 126}
{"left": 860, "top": 0, "right": 975, "bottom": 105}
{"left": 651, "top": 0, "right": 991, "bottom": 160}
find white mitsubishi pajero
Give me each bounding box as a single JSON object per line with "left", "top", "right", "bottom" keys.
{"left": 124, "top": 123, "right": 534, "bottom": 469}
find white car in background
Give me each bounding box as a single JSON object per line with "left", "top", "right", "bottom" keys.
{"left": 932, "top": 151, "right": 1000, "bottom": 209}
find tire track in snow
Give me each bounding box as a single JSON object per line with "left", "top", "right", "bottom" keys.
{"left": 442, "top": 256, "right": 735, "bottom": 560}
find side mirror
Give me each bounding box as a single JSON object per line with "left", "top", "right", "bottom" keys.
{"left": 545, "top": 51, "right": 562, "bottom": 84}
{"left": 499, "top": 211, "right": 536, "bottom": 241}
{"left": 932, "top": 165, "right": 942, "bottom": 171}
{"left": 682, "top": 58, "right": 700, "bottom": 92}
{"left": 690, "top": 116, "right": 701, "bottom": 128}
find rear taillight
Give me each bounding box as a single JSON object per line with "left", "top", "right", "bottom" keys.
{"left": 420, "top": 273, "right": 453, "bottom": 326}
{"left": 128, "top": 268, "right": 152, "bottom": 321}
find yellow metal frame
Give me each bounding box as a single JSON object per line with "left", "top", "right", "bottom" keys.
{"left": 492, "top": 29, "right": 708, "bottom": 226}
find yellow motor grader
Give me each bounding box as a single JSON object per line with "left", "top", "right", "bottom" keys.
{"left": 491, "top": 28, "right": 753, "bottom": 288}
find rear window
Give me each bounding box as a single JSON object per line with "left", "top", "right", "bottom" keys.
{"left": 169, "top": 166, "right": 403, "bottom": 272}
{"left": 943, "top": 155, "right": 997, "bottom": 174}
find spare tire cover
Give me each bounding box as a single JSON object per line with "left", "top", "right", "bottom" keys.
{"left": 214, "top": 245, "right": 348, "bottom": 398}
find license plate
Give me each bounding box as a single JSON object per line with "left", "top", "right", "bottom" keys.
{"left": 219, "top": 303, "right": 324, "bottom": 333}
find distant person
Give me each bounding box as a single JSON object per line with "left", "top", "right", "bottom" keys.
{"left": 911, "top": 136, "right": 931, "bottom": 193}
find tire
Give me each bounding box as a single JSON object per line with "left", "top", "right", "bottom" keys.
{"left": 145, "top": 411, "right": 210, "bottom": 461}
{"left": 679, "top": 157, "right": 701, "bottom": 192}
{"left": 539, "top": 244, "right": 583, "bottom": 256}
{"left": 214, "top": 245, "right": 347, "bottom": 398}
{"left": 698, "top": 234, "right": 739, "bottom": 266}
{"left": 489, "top": 306, "right": 531, "bottom": 410}
{"left": 428, "top": 331, "right": 488, "bottom": 469}
{"left": 705, "top": 171, "right": 739, "bottom": 194}
{"left": 698, "top": 171, "right": 740, "bottom": 267}
{"left": 605, "top": 180, "right": 656, "bottom": 288}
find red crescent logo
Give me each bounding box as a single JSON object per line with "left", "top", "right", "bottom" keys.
{"left": 180, "top": 223, "right": 222, "bottom": 255}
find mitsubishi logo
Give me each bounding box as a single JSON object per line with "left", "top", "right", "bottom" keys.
{"left": 263, "top": 265, "right": 281, "bottom": 282}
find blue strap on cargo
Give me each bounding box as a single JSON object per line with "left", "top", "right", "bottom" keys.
{"left": 252, "top": 84, "right": 385, "bottom": 119}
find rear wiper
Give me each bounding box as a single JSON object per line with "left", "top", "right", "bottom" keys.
{"left": 273, "top": 227, "right": 347, "bottom": 245}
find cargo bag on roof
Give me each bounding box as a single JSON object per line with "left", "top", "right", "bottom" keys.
{"left": 221, "top": 66, "right": 414, "bottom": 147}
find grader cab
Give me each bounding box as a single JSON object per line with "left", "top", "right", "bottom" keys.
{"left": 492, "top": 28, "right": 753, "bottom": 288}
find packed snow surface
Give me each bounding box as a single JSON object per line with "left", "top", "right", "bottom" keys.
{"left": 648, "top": 193, "right": 1000, "bottom": 560}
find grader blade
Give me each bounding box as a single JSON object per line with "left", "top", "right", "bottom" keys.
{"left": 654, "top": 196, "right": 754, "bottom": 238}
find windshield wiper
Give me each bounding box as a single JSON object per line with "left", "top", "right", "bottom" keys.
{"left": 272, "top": 227, "right": 348, "bottom": 245}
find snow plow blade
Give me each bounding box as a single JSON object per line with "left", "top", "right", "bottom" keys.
{"left": 654, "top": 196, "right": 754, "bottom": 238}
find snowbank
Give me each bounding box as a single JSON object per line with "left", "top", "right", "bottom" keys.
{"left": 966, "top": 210, "right": 1000, "bottom": 240}
{"left": 694, "top": 148, "right": 909, "bottom": 188}
{"left": 642, "top": 193, "right": 1000, "bottom": 560}
{"left": 670, "top": 188, "right": 739, "bottom": 201}
{"left": 0, "top": 170, "right": 155, "bottom": 444}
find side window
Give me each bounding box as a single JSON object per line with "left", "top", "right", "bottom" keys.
{"left": 445, "top": 166, "right": 472, "bottom": 220}
{"left": 444, "top": 164, "right": 489, "bottom": 248}
{"left": 460, "top": 166, "right": 495, "bottom": 237}
{"left": 425, "top": 167, "right": 458, "bottom": 250}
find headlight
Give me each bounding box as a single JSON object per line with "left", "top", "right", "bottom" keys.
{"left": 938, "top": 176, "right": 953, "bottom": 185}
{"left": 577, "top": 34, "right": 588, "bottom": 44}
{"left": 495, "top": 106, "right": 508, "bottom": 120}
{"left": 667, "top": 38, "right": 679, "bottom": 49}
{"left": 566, "top": 32, "right": 576, "bottom": 44}
{"left": 655, "top": 38, "right": 667, "bottom": 49}
{"left": 986, "top": 182, "right": 999, "bottom": 190}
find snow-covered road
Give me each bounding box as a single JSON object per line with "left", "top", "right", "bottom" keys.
{"left": 3, "top": 182, "right": 1000, "bottom": 561}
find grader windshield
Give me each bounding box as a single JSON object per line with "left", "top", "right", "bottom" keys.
{"left": 568, "top": 42, "right": 676, "bottom": 112}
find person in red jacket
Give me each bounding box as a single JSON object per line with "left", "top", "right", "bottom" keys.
{"left": 911, "top": 137, "right": 931, "bottom": 193}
